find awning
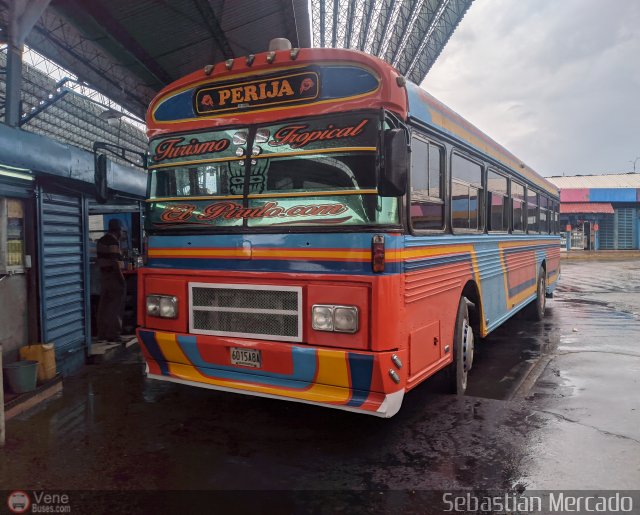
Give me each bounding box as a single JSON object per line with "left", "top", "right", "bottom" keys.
{"left": 560, "top": 202, "right": 614, "bottom": 214}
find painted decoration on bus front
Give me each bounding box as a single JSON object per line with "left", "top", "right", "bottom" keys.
{"left": 150, "top": 200, "right": 352, "bottom": 228}
{"left": 147, "top": 113, "right": 380, "bottom": 228}
{"left": 149, "top": 129, "right": 239, "bottom": 165}
{"left": 267, "top": 118, "right": 370, "bottom": 149}
{"left": 258, "top": 114, "right": 378, "bottom": 158}
{"left": 195, "top": 71, "right": 319, "bottom": 115}
{"left": 149, "top": 116, "right": 374, "bottom": 166}
{"left": 152, "top": 65, "right": 380, "bottom": 122}
{"left": 152, "top": 136, "right": 231, "bottom": 163}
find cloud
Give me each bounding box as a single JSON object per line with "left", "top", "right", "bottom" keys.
{"left": 423, "top": 0, "right": 640, "bottom": 175}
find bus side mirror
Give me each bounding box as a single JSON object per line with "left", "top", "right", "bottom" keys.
{"left": 379, "top": 128, "right": 408, "bottom": 197}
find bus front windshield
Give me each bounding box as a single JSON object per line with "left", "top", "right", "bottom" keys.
{"left": 146, "top": 113, "right": 399, "bottom": 231}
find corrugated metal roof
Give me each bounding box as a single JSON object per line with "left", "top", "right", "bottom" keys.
{"left": 0, "top": 0, "right": 310, "bottom": 118}
{"left": 0, "top": 49, "right": 147, "bottom": 166}
{"left": 560, "top": 203, "right": 614, "bottom": 214}
{"left": 548, "top": 173, "right": 640, "bottom": 189}
{"left": 310, "top": 0, "right": 474, "bottom": 84}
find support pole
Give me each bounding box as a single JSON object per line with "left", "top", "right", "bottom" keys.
{"left": 5, "top": 0, "right": 53, "bottom": 127}
{"left": 4, "top": 45, "right": 24, "bottom": 127}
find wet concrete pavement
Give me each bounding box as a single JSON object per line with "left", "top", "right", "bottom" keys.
{"left": 1, "top": 259, "right": 639, "bottom": 505}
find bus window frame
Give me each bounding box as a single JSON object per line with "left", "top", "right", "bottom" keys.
{"left": 486, "top": 167, "right": 509, "bottom": 234}
{"left": 539, "top": 194, "right": 551, "bottom": 234}
{"left": 510, "top": 179, "right": 526, "bottom": 234}
{"left": 450, "top": 149, "right": 485, "bottom": 234}
{"left": 408, "top": 131, "right": 447, "bottom": 235}
{"left": 526, "top": 186, "right": 540, "bottom": 234}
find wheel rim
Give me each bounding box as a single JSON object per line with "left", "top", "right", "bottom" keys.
{"left": 461, "top": 319, "right": 474, "bottom": 389}
{"left": 538, "top": 275, "right": 546, "bottom": 314}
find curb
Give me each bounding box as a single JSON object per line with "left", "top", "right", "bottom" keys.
{"left": 509, "top": 355, "right": 554, "bottom": 400}
{"left": 4, "top": 375, "right": 63, "bottom": 421}
{"left": 561, "top": 251, "right": 640, "bottom": 261}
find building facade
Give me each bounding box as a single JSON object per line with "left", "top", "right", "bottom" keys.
{"left": 548, "top": 173, "right": 640, "bottom": 251}
{"left": 0, "top": 124, "right": 146, "bottom": 374}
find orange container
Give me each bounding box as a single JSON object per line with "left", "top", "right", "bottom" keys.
{"left": 19, "top": 343, "right": 56, "bottom": 382}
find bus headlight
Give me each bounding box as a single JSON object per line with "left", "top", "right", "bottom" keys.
{"left": 312, "top": 305, "right": 333, "bottom": 331}
{"left": 312, "top": 305, "right": 358, "bottom": 333}
{"left": 334, "top": 306, "right": 359, "bottom": 333}
{"left": 147, "top": 295, "right": 178, "bottom": 319}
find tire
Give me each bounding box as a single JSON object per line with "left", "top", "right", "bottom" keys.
{"left": 448, "top": 296, "right": 474, "bottom": 395}
{"left": 525, "top": 266, "right": 547, "bottom": 321}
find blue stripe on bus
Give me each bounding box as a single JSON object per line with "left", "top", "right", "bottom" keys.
{"left": 405, "top": 233, "right": 559, "bottom": 246}
{"left": 501, "top": 244, "right": 557, "bottom": 257}
{"left": 139, "top": 330, "right": 170, "bottom": 375}
{"left": 404, "top": 253, "right": 472, "bottom": 271}
{"left": 508, "top": 278, "right": 537, "bottom": 296}
{"left": 347, "top": 353, "right": 374, "bottom": 407}
{"left": 149, "top": 232, "right": 404, "bottom": 250}
{"left": 147, "top": 257, "right": 402, "bottom": 275}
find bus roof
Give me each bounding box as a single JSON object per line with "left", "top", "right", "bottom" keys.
{"left": 406, "top": 82, "right": 558, "bottom": 198}
{"left": 146, "top": 47, "right": 407, "bottom": 137}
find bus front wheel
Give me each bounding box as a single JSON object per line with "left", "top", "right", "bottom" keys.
{"left": 448, "top": 296, "right": 474, "bottom": 395}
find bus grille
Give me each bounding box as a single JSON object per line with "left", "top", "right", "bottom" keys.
{"left": 189, "top": 283, "right": 303, "bottom": 342}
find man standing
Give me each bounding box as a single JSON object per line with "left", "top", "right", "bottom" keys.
{"left": 96, "top": 218, "right": 126, "bottom": 341}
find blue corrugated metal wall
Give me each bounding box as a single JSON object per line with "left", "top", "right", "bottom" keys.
{"left": 615, "top": 208, "right": 636, "bottom": 250}
{"left": 599, "top": 215, "right": 615, "bottom": 249}
{"left": 589, "top": 188, "right": 638, "bottom": 202}
{"left": 38, "top": 188, "right": 89, "bottom": 374}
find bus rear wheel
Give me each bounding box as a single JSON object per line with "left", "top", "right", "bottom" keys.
{"left": 525, "top": 266, "right": 547, "bottom": 321}
{"left": 448, "top": 296, "right": 474, "bottom": 395}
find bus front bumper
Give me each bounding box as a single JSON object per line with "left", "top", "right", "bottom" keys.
{"left": 136, "top": 329, "right": 406, "bottom": 418}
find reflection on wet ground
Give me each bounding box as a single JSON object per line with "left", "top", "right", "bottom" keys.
{"left": 1, "top": 259, "right": 639, "bottom": 495}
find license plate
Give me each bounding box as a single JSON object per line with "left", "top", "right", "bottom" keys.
{"left": 230, "top": 347, "right": 262, "bottom": 368}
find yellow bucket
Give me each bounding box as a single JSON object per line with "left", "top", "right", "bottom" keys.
{"left": 19, "top": 343, "right": 57, "bottom": 382}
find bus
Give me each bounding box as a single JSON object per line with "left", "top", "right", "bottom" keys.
{"left": 137, "top": 40, "right": 560, "bottom": 418}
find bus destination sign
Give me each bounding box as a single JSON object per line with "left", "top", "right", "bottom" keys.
{"left": 195, "top": 71, "right": 319, "bottom": 115}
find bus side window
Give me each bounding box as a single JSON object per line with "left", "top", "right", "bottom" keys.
{"left": 487, "top": 170, "right": 508, "bottom": 232}
{"left": 410, "top": 137, "right": 444, "bottom": 230}
{"left": 451, "top": 153, "right": 483, "bottom": 231}
{"left": 539, "top": 195, "right": 548, "bottom": 233}
{"left": 527, "top": 189, "right": 539, "bottom": 233}
{"left": 512, "top": 181, "right": 525, "bottom": 232}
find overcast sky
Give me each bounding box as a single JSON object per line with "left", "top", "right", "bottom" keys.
{"left": 423, "top": 0, "right": 640, "bottom": 177}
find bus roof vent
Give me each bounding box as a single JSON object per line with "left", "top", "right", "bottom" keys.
{"left": 269, "top": 38, "right": 292, "bottom": 51}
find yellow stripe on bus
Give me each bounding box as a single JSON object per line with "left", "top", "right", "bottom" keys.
{"left": 248, "top": 189, "right": 378, "bottom": 198}
{"left": 146, "top": 194, "right": 244, "bottom": 202}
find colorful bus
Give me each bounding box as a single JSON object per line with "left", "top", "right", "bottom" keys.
{"left": 137, "top": 41, "right": 560, "bottom": 417}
